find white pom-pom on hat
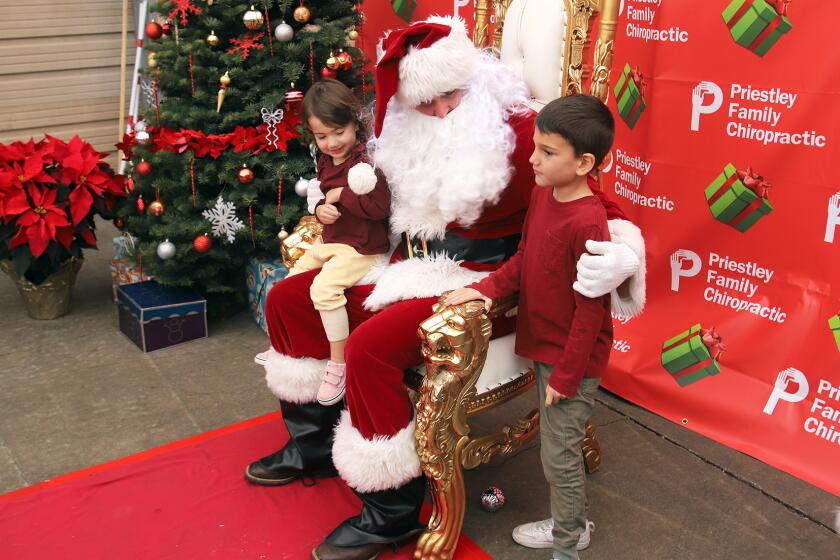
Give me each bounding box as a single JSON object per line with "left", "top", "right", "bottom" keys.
{"left": 348, "top": 162, "right": 378, "bottom": 195}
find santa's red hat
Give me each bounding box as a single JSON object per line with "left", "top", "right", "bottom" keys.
{"left": 374, "top": 16, "right": 481, "bottom": 136}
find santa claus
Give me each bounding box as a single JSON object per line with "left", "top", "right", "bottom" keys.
{"left": 248, "top": 16, "right": 645, "bottom": 560}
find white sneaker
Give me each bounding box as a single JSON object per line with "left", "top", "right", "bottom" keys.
{"left": 254, "top": 349, "right": 272, "bottom": 365}
{"left": 512, "top": 518, "right": 595, "bottom": 551}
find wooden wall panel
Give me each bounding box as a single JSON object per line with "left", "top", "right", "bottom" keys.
{"left": 0, "top": 0, "right": 135, "bottom": 163}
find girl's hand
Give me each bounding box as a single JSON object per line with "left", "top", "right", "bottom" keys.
{"left": 324, "top": 187, "right": 344, "bottom": 205}
{"left": 316, "top": 203, "right": 341, "bottom": 224}
{"left": 545, "top": 385, "right": 567, "bottom": 407}
{"left": 443, "top": 288, "right": 492, "bottom": 312}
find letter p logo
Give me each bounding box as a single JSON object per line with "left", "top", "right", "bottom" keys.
{"left": 690, "top": 81, "right": 723, "bottom": 131}
{"left": 669, "top": 249, "right": 701, "bottom": 291}
{"left": 763, "top": 368, "right": 809, "bottom": 415}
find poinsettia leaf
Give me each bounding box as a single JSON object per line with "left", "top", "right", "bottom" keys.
{"left": 77, "top": 226, "right": 97, "bottom": 248}
{"left": 56, "top": 183, "right": 70, "bottom": 202}
{"left": 29, "top": 221, "right": 50, "bottom": 257}
{"left": 11, "top": 245, "right": 31, "bottom": 277}
{"left": 55, "top": 226, "right": 74, "bottom": 249}
{"left": 68, "top": 187, "right": 93, "bottom": 225}
{"left": 45, "top": 241, "right": 62, "bottom": 265}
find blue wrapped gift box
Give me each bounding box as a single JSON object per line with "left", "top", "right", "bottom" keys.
{"left": 246, "top": 258, "right": 288, "bottom": 333}
{"left": 116, "top": 280, "right": 208, "bottom": 352}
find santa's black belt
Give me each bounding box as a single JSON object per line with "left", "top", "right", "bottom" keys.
{"left": 401, "top": 231, "right": 521, "bottom": 265}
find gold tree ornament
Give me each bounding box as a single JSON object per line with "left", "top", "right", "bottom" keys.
{"left": 206, "top": 30, "right": 220, "bottom": 46}
{"left": 149, "top": 200, "right": 165, "bottom": 216}
{"left": 217, "top": 71, "right": 231, "bottom": 112}
{"left": 147, "top": 52, "right": 158, "bottom": 68}
{"left": 347, "top": 28, "right": 358, "bottom": 40}
{"left": 326, "top": 52, "right": 339, "bottom": 70}
{"left": 243, "top": 5, "right": 264, "bottom": 30}
{"left": 293, "top": 4, "right": 311, "bottom": 23}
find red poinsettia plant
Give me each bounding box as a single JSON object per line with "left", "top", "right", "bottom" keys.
{"left": 0, "top": 135, "right": 125, "bottom": 284}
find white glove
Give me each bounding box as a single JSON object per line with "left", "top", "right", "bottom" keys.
{"left": 573, "top": 239, "right": 640, "bottom": 298}
{"left": 306, "top": 179, "right": 325, "bottom": 214}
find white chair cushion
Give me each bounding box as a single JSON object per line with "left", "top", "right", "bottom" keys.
{"left": 474, "top": 332, "right": 532, "bottom": 395}
{"left": 500, "top": 0, "right": 569, "bottom": 107}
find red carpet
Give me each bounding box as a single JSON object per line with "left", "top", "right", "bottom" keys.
{"left": 0, "top": 413, "right": 490, "bottom": 560}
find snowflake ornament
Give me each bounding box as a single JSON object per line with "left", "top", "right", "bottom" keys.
{"left": 168, "top": 0, "right": 202, "bottom": 26}
{"left": 227, "top": 32, "right": 266, "bottom": 60}
{"left": 202, "top": 196, "right": 245, "bottom": 244}
{"left": 140, "top": 77, "right": 162, "bottom": 108}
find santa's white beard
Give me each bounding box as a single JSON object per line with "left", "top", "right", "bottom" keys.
{"left": 369, "top": 56, "right": 529, "bottom": 240}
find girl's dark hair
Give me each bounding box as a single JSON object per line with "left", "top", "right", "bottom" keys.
{"left": 301, "top": 78, "right": 367, "bottom": 142}
{"left": 535, "top": 94, "right": 614, "bottom": 168}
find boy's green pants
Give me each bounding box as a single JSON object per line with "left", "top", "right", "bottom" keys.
{"left": 535, "top": 361, "right": 600, "bottom": 560}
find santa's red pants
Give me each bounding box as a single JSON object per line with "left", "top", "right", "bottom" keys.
{"left": 265, "top": 268, "right": 516, "bottom": 440}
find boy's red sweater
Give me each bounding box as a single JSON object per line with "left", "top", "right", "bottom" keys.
{"left": 471, "top": 186, "right": 613, "bottom": 396}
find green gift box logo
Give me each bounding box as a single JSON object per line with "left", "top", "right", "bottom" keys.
{"left": 613, "top": 63, "right": 647, "bottom": 129}
{"left": 722, "top": 0, "right": 793, "bottom": 57}
{"left": 829, "top": 314, "right": 840, "bottom": 352}
{"left": 391, "top": 0, "right": 417, "bottom": 22}
{"left": 705, "top": 164, "right": 773, "bottom": 233}
{"left": 661, "top": 324, "right": 726, "bottom": 387}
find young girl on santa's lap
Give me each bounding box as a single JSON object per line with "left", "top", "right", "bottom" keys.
{"left": 255, "top": 79, "right": 390, "bottom": 406}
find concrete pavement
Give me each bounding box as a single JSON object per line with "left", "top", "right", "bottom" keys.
{"left": 1, "top": 219, "right": 837, "bottom": 559}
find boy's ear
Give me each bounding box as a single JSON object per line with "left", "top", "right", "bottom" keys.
{"left": 577, "top": 153, "right": 596, "bottom": 176}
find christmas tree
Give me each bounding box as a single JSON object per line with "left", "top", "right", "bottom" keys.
{"left": 116, "top": 0, "right": 369, "bottom": 318}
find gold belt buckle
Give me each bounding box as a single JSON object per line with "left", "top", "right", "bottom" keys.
{"left": 404, "top": 230, "right": 429, "bottom": 259}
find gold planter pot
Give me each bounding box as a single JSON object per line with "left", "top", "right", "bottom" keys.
{"left": 1, "top": 257, "right": 83, "bottom": 320}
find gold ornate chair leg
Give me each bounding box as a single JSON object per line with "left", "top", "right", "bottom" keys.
{"left": 414, "top": 299, "right": 492, "bottom": 560}
{"left": 582, "top": 419, "right": 602, "bottom": 474}
{"left": 414, "top": 440, "right": 468, "bottom": 560}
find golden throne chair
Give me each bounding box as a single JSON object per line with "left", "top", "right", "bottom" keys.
{"left": 280, "top": 2, "right": 619, "bottom": 558}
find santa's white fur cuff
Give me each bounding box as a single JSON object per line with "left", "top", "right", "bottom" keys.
{"left": 332, "top": 410, "right": 422, "bottom": 492}
{"left": 263, "top": 349, "right": 326, "bottom": 404}
{"left": 607, "top": 219, "right": 646, "bottom": 318}
{"left": 364, "top": 253, "right": 490, "bottom": 311}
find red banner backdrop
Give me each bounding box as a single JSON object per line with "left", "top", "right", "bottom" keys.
{"left": 361, "top": 0, "right": 840, "bottom": 497}
{"left": 600, "top": 0, "right": 840, "bottom": 498}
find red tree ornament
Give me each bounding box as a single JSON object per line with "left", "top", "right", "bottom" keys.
{"left": 136, "top": 160, "right": 152, "bottom": 177}
{"left": 137, "top": 195, "right": 146, "bottom": 214}
{"left": 162, "top": 21, "right": 173, "bottom": 36}
{"left": 238, "top": 164, "right": 254, "bottom": 183}
{"left": 336, "top": 50, "right": 353, "bottom": 70}
{"left": 193, "top": 234, "right": 212, "bottom": 253}
{"left": 145, "top": 21, "right": 163, "bottom": 40}
{"left": 114, "top": 217, "right": 126, "bottom": 229}
{"left": 321, "top": 67, "right": 337, "bottom": 79}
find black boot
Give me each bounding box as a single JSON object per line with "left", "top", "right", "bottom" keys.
{"left": 245, "top": 399, "right": 342, "bottom": 486}
{"left": 312, "top": 476, "right": 427, "bottom": 560}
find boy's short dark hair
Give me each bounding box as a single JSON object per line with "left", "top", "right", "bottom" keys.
{"left": 535, "top": 94, "right": 614, "bottom": 167}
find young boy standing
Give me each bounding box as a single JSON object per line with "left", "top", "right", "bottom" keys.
{"left": 445, "top": 94, "right": 619, "bottom": 560}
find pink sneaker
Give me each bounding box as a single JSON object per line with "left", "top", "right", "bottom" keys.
{"left": 254, "top": 349, "right": 272, "bottom": 365}
{"left": 317, "top": 361, "right": 346, "bottom": 406}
